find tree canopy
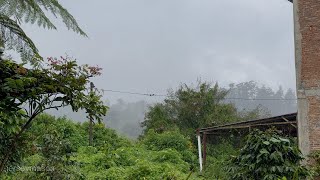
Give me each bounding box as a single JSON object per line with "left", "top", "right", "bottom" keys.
{"left": 141, "top": 81, "right": 264, "bottom": 139}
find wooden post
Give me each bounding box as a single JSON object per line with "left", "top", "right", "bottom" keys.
{"left": 89, "top": 82, "right": 94, "bottom": 146}
{"left": 202, "top": 132, "right": 207, "bottom": 167}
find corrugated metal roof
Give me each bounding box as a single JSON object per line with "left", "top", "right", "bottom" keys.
{"left": 199, "top": 112, "right": 297, "bottom": 133}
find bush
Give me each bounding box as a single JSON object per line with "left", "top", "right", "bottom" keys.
{"left": 2, "top": 115, "right": 199, "bottom": 179}
{"left": 227, "top": 129, "right": 311, "bottom": 180}
{"left": 142, "top": 130, "right": 191, "bottom": 151}
{"left": 310, "top": 151, "right": 320, "bottom": 177}
{"left": 202, "top": 141, "right": 238, "bottom": 179}
{"left": 73, "top": 145, "right": 194, "bottom": 180}
{"left": 141, "top": 129, "right": 197, "bottom": 166}
{"left": 105, "top": 161, "right": 189, "bottom": 180}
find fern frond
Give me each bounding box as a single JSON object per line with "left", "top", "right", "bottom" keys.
{"left": 0, "top": 14, "right": 41, "bottom": 65}
{"left": 0, "top": 0, "right": 56, "bottom": 29}
{"left": 0, "top": 0, "right": 87, "bottom": 36}
{"left": 37, "top": 0, "right": 87, "bottom": 36}
{"left": 0, "top": 0, "right": 86, "bottom": 65}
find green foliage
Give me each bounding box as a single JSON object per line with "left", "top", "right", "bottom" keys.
{"left": 0, "top": 57, "right": 107, "bottom": 173}
{"left": 81, "top": 122, "right": 131, "bottom": 150}
{"left": 0, "top": 0, "right": 86, "bottom": 64}
{"left": 141, "top": 129, "right": 197, "bottom": 166}
{"left": 5, "top": 116, "right": 84, "bottom": 180}
{"left": 16, "top": 132, "right": 82, "bottom": 180}
{"left": 102, "top": 145, "right": 194, "bottom": 180}
{"left": 202, "top": 141, "right": 238, "bottom": 179}
{"left": 67, "top": 128, "right": 198, "bottom": 179}
{"left": 0, "top": 58, "right": 107, "bottom": 122}
{"left": 1, "top": 115, "right": 198, "bottom": 180}
{"left": 142, "top": 81, "right": 240, "bottom": 139}
{"left": 105, "top": 160, "right": 192, "bottom": 180}
{"left": 0, "top": 112, "right": 30, "bottom": 169}
{"left": 227, "top": 129, "right": 310, "bottom": 180}
{"left": 142, "top": 103, "right": 177, "bottom": 133}
{"left": 142, "top": 129, "right": 192, "bottom": 152}
{"left": 70, "top": 146, "right": 112, "bottom": 179}
{"left": 0, "top": 14, "right": 39, "bottom": 63}
{"left": 310, "top": 151, "right": 320, "bottom": 177}
{"left": 30, "top": 114, "right": 87, "bottom": 151}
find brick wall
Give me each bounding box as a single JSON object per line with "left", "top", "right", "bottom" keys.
{"left": 295, "top": 0, "right": 320, "bottom": 155}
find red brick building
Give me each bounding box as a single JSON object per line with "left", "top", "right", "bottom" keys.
{"left": 293, "top": 0, "right": 320, "bottom": 156}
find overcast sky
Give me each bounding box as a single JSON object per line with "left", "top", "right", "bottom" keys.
{"left": 22, "top": 0, "right": 295, "bottom": 103}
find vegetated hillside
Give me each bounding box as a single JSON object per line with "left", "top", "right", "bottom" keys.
{"left": 2, "top": 114, "right": 200, "bottom": 180}
{"left": 45, "top": 81, "right": 297, "bottom": 140}
{"left": 44, "top": 100, "right": 148, "bottom": 139}
{"left": 1, "top": 81, "right": 314, "bottom": 179}
{"left": 103, "top": 81, "right": 297, "bottom": 139}
{"left": 2, "top": 115, "right": 312, "bottom": 179}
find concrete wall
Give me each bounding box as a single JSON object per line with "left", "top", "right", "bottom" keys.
{"left": 294, "top": 0, "right": 320, "bottom": 156}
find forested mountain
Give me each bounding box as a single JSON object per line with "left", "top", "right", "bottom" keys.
{"left": 226, "top": 81, "right": 297, "bottom": 116}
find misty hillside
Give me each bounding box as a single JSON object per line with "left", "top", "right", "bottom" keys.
{"left": 46, "top": 81, "right": 297, "bottom": 139}
{"left": 45, "top": 100, "right": 148, "bottom": 139}
{"left": 226, "top": 81, "right": 297, "bottom": 116}
{"left": 104, "top": 99, "right": 149, "bottom": 138}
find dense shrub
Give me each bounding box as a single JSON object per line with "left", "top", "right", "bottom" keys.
{"left": 2, "top": 115, "right": 198, "bottom": 179}
{"left": 310, "top": 151, "right": 320, "bottom": 177}
{"left": 227, "top": 129, "right": 311, "bottom": 180}
{"left": 202, "top": 141, "right": 238, "bottom": 179}
{"left": 72, "top": 142, "right": 194, "bottom": 179}
{"left": 141, "top": 129, "right": 197, "bottom": 166}
{"left": 105, "top": 161, "right": 192, "bottom": 180}
{"left": 142, "top": 129, "right": 191, "bottom": 151}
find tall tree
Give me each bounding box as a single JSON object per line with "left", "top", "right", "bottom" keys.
{"left": 227, "top": 81, "right": 296, "bottom": 116}
{"left": 0, "top": 0, "right": 86, "bottom": 65}
{"left": 142, "top": 81, "right": 239, "bottom": 139}
{"left": 227, "top": 81, "right": 259, "bottom": 112}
